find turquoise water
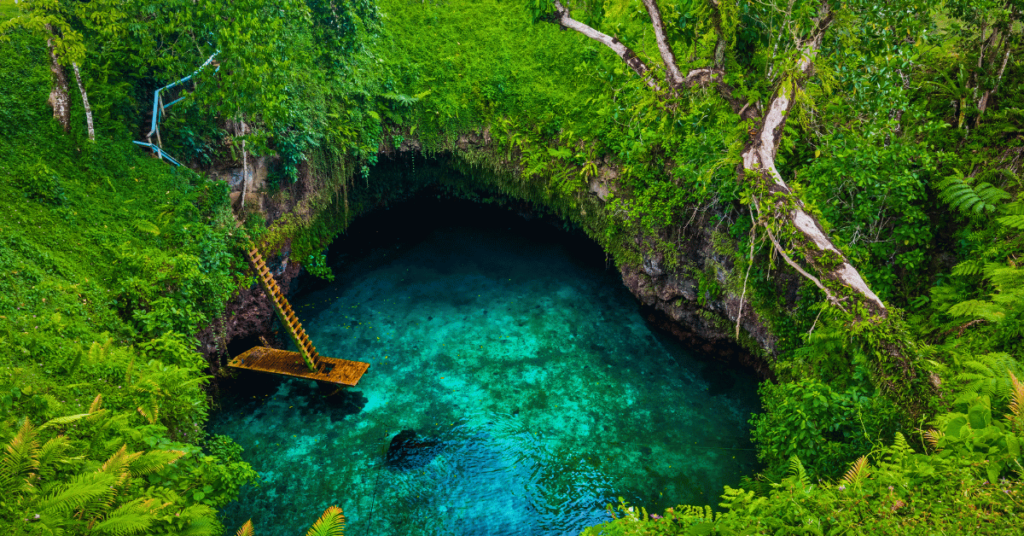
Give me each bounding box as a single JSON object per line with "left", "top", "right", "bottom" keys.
{"left": 209, "top": 199, "right": 760, "bottom": 535}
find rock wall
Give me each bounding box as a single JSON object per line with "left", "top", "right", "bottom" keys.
{"left": 203, "top": 127, "right": 794, "bottom": 378}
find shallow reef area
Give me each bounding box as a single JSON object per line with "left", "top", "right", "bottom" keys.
{"left": 209, "top": 200, "right": 759, "bottom": 535}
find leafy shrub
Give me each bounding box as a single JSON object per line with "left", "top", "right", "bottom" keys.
{"left": 750, "top": 379, "right": 903, "bottom": 480}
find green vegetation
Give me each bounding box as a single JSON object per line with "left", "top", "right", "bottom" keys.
{"left": 3, "top": 0, "right": 1024, "bottom": 533}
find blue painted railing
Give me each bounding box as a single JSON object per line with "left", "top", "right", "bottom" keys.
{"left": 134, "top": 51, "right": 220, "bottom": 166}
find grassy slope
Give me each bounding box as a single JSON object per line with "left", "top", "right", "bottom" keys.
{"left": 0, "top": 29, "right": 239, "bottom": 443}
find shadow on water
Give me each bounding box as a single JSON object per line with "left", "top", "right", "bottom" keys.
{"left": 209, "top": 191, "right": 762, "bottom": 536}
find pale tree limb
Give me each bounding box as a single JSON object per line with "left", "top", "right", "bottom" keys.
{"left": 977, "top": 47, "right": 1012, "bottom": 120}
{"left": 72, "top": 62, "right": 94, "bottom": 141}
{"left": 761, "top": 216, "right": 848, "bottom": 315}
{"left": 550, "top": 0, "right": 659, "bottom": 89}
{"left": 641, "top": 0, "right": 684, "bottom": 87}
{"left": 740, "top": 2, "right": 886, "bottom": 316}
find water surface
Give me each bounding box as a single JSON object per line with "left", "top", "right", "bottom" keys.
{"left": 209, "top": 199, "right": 759, "bottom": 535}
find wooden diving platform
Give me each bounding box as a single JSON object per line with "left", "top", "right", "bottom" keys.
{"left": 228, "top": 346, "right": 370, "bottom": 387}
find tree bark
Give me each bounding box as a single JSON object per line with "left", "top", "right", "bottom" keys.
{"left": 551, "top": 0, "right": 658, "bottom": 89}
{"left": 739, "top": 4, "right": 887, "bottom": 316}
{"left": 641, "top": 0, "right": 684, "bottom": 87}
{"left": 72, "top": 62, "right": 95, "bottom": 141}
{"left": 44, "top": 24, "right": 70, "bottom": 133}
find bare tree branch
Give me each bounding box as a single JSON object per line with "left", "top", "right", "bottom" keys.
{"left": 72, "top": 62, "right": 94, "bottom": 141}
{"left": 741, "top": 2, "right": 887, "bottom": 316}
{"left": 550, "top": 0, "right": 658, "bottom": 89}
{"left": 641, "top": 0, "right": 684, "bottom": 87}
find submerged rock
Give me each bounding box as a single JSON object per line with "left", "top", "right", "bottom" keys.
{"left": 385, "top": 429, "right": 442, "bottom": 470}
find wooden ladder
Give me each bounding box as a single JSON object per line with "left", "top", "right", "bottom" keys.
{"left": 245, "top": 245, "right": 320, "bottom": 372}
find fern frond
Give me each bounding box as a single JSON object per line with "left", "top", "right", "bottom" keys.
{"left": 89, "top": 394, "right": 104, "bottom": 414}
{"left": 40, "top": 413, "right": 92, "bottom": 431}
{"left": 100, "top": 445, "right": 143, "bottom": 485}
{"left": 38, "top": 472, "right": 117, "bottom": 515}
{"left": 953, "top": 353, "right": 1020, "bottom": 403}
{"left": 36, "top": 435, "right": 73, "bottom": 475}
{"left": 132, "top": 220, "right": 161, "bottom": 236}
{"left": 305, "top": 506, "right": 345, "bottom": 536}
{"left": 973, "top": 183, "right": 1012, "bottom": 211}
{"left": 235, "top": 520, "right": 254, "bottom": 536}
{"left": 136, "top": 404, "right": 160, "bottom": 425}
{"left": 998, "top": 215, "right": 1024, "bottom": 229}
{"left": 937, "top": 171, "right": 1009, "bottom": 216}
{"left": 128, "top": 450, "right": 185, "bottom": 477}
{"left": 178, "top": 505, "right": 221, "bottom": 536}
{"left": 91, "top": 498, "right": 157, "bottom": 536}
{"left": 924, "top": 429, "right": 943, "bottom": 450}
{"left": 946, "top": 299, "right": 1005, "bottom": 322}
{"left": 841, "top": 456, "right": 870, "bottom": 486}
{"left": 892, "top": 432, "right": 912, "bottom": 453}
{"left": 1008, "top": 371, "right": 1024, "bottom": 423}
{"left": 787, "top": 456, "right": 810, "bottom": 489}
{"left": 952, "top": 260, "right": 984, "bottom": 276}
{"left": 1, "top": 417, "right": 39, "bottom": 488}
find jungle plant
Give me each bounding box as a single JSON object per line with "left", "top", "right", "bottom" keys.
{"left": 0, "top": 403, "right": 222, "bottom": 535}
{"left": 235, "top": 505, "right": 346, "bottom": 536}
{"left": 750, "top": 378, "right": 902, "bottom": 481}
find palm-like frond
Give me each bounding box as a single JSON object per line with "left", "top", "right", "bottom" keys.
{"left": 841, "top": 456, "right": 870, "bottom": 486}
{"left": 91, "top": 497, "right": 160, "bottom": 536}
{"left": 40, "top": 413, "right": 92, "bottom": 430}
{"left": 1, "top": 418, "right": 40, "bottom": 491}
{"left": 128, "top": 450, "right": 185, "bottom": 477}
{"left": 1008, "top": 371, "right": 1024, "bottom": 427}
{"left": 36, "top": 435, "right": 73, "bottom": 477}
{"left": 953, "top": 353, "right": 1020, "bottom": 403}
{"left": 89, "top": 393, "right": 105, "bottom": 414}
{"left": 997, "top": 214, "right": 1024, "bottom": 229}
{"left": 937, "top": 170, "right": 1010, "bottom": 215}
{"left": 38, "top": 472, "right": 118, "bottom": 515}
{"left": 787, "top": 456, "right": 810, "bottom": 489}
{"left": 235, "top": 520, "right": 254, "bottom": 536}
{"left": 305, "top": 506, "right": 345, "bottom": 536}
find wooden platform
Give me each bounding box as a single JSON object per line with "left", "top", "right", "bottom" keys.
{"left": 227, "top": 346, "right": 369, "bottom": 387}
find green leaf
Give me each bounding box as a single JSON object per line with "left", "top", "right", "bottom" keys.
{"left": 968, "top": 404, "right": 991, "bottom": 429}
{"left": 986, "top": 461, "right": 1001, "bottom": 484}
{"left": 1007, "top": 435, "right": 1020, "bottom": 457}
{"left": 944, "top": 415, "right": 968, "bottom": 438}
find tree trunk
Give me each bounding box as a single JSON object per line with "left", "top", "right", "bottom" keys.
{"left": 44, "top": 24, "right": 70, "bottom": 133}
{"left": 72, "top": 62, "right": 95, "bottom": 141}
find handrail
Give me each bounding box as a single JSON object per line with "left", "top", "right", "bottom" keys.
{"left": 136, "top": 51, "right": 220, "bottom": 166}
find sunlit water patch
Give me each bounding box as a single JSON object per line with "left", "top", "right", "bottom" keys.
{"left": 209, "top": 199, "right": 760, "bottom": 536}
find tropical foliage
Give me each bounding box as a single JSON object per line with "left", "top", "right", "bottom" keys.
{"left": 4, "top": 0, "right": 1024, "bottom": 534}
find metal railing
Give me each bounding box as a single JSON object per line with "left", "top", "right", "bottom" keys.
{"left": 133, "top": 51, "right": 220, "bottom": 166}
